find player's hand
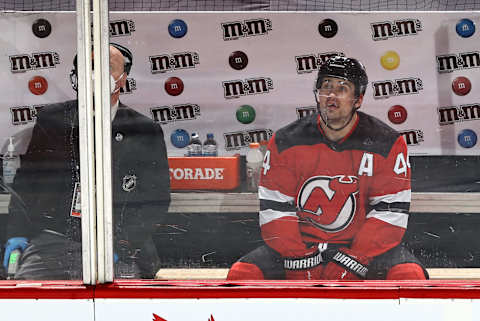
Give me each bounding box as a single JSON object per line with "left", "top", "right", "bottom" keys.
{"left": 3, "top": 237, "right": 28, "bottom": 269}
{"left": 285, "top": 265, "right": 323, "bottom": 280}
{"left": 284, "top": 251, "right": 323, "bottom": 280}
{"left": 323, "top": 248, "right": 369, "bottom": 280}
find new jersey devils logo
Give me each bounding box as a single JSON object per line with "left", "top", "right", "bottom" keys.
{"left": 297, "top": 175, "right": 359, "bottom": 232}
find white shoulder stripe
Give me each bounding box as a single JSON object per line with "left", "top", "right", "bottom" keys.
{"left": 366, "top": 209, "right": 408, "bottom": 228}
{"left": 259, "top": 209, "right": 298, "bottom": 226}
{"left": 258, "top": 186, "right": 295, "bottom": 202}
{"left": 369, "top": 189, "right": 411, "bottom": 205}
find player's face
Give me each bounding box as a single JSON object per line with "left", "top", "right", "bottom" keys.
{"left": 315, "top": 77, "right": 361, "bottom": 127}
{"left": 109, "top": 46, "right": 127, "bottom": 106}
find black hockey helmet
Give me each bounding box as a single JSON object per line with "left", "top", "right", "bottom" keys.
{"left": 69, "top": 42, "right": 133, "bottom": 91}
{"left": 315, "top": 56, "right": 368, "bottom": 98}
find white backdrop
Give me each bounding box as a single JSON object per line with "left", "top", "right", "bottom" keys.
{"left": 1, "top": 12, "right": 479, "bottom": 156}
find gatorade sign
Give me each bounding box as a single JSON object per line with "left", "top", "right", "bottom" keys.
{"left": 168, "top": 156, "right": 240, "bottom": 190}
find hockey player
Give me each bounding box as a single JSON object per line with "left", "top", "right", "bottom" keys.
{"left": 227, "top": 56, "right": 428, "bottom": 281}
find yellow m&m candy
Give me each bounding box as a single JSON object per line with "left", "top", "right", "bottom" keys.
{"left": 380, "top": 51, "right": 400, "bottom": 70}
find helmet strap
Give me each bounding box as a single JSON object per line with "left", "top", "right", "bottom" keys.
{"left": 317, "top": 102, "right": 359, "bottom": 132}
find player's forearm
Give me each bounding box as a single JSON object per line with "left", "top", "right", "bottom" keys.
{"left": 349, "top": 217, "right": 405, "bottom": 260}
{"left": 260, "top": 217, "right": 315, "bottom": 258}
{"left": 258, "top": 184, "right": 309, "bottom": 257}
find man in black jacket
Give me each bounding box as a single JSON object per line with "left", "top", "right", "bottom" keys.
{"left": 3, "top": 44, "right": 171, "bottom": 280}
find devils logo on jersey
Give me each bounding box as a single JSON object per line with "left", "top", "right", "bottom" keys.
{"left": 297, "top": 175, "right": 359, "bottom": 232}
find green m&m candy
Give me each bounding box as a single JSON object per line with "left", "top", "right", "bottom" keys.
{"left": 236, "top": 105, "right": 256, "bottom": 124}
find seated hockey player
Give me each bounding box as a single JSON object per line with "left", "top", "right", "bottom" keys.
{"left": 227, "top": 56, "right": 428, "bottom": 281}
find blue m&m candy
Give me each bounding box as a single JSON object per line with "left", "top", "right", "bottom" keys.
{"left": 168, "top": 19, "right": 188, "bottom": 38}
{"left": 456, "top": 19, "right": 475, "bottom": 38}
{"left": 457, "top": 129, "right": 477, "bottom": 148}
{"left": 171, "top": 129, "right": 190, "bottom": 148}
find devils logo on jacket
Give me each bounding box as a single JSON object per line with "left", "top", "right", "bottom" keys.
{"left": 298, "top": 175, "right": 359, "bottom": 232}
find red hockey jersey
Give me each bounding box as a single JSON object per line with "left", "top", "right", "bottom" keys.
{"left": 259, "top": 111, "right": 411, "bottom": 261}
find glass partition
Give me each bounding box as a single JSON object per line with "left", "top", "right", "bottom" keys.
{"left": 0, "top": 9, "right": 86, "bottom": 280}
{"left": 1, "top": 3, "right": 479, "bottom": 284}
{"left": 109, "top": 11, "right": 480, "bottom": 281}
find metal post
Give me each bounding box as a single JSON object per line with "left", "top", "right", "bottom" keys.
{"left": 93, "top": 0, "right": 114, "bottom": 283}
{"left": 76, "top": 0, "right": 96, "bottom": 285}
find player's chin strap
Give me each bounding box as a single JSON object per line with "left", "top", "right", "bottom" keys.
{"left": 317, "top": 102, "right": 359, "bottom": 132}
{"left": 314, "top": 90, "right": 361, "bottom": 132}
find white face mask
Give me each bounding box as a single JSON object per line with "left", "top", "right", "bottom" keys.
{"left": 89, "top": 73, "right": 124, "bottom": 95}
{"left": 110, "top": 73, "right": 124, "bottom": 94}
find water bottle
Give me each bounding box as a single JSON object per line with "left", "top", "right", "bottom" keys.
{"left": 7, "top": 249, "right": 21, "bottom": 280}
{"left": 187, "top": 132, "right": 202, "bottom": 157}
{"left": 246, "top": 142, "right": 263, "bottom": 192}
{"left": 2, "top": 137, "right": 20, "bottom": 185}
{"left": 259, "top": 140, "right": 268, "bottom": 157}
{"left": 203, "top": 133, "right": 218, "bottom": 156}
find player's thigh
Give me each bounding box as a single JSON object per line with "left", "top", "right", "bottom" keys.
{"left": 238, "top": 244, "right": 285, "bottom": 279}
{"left": 367, "top": 244, "right": 428, "bottom": 279}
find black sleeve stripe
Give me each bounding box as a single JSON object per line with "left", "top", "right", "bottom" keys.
{"left": 372, "top": 201, "right": 410, "bottom": 214}
{"left": 260, "top": 199, "right": 297, "bottom": 212}
{"left": 331, "top": 250, "right": 368, "bottom": 278}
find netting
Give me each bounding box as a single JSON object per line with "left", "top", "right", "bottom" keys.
{"left": 274, "top": 0, "right": 480, "bottom": 10}
{"left": 1, "top": 0, "right": 479, "bottom": 10}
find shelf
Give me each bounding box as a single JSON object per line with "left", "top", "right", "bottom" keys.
{"left": 168, "top": 192, "right": 480, "bottom": 214}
